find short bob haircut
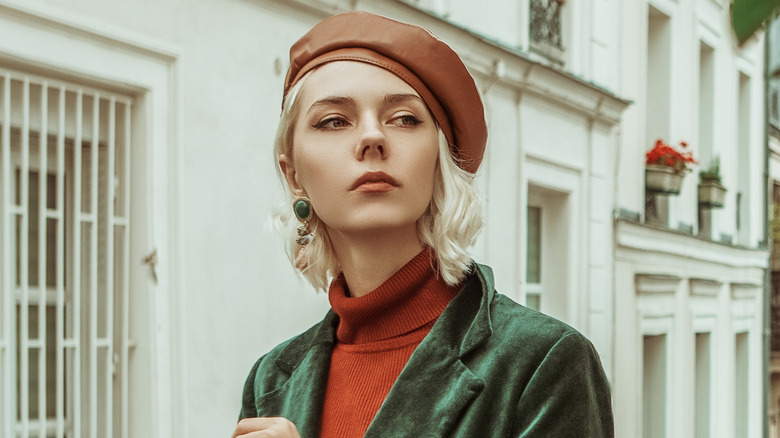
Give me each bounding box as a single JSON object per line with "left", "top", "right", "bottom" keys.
{"left": 273, "top": 69, "right": 485, "bottom": 291}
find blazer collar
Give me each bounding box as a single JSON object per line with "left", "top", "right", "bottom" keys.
{"left": 275, "top": 311, "right": 338, "bottom": 374}
{"left": 457, "top": 263, "right": 496, "bottom": 356}
{"left": 363, "top": 264, "right": 496, "bottom": 436}
{"left": 255, "top": 312, "right": 338, "bottom": 437}
{"left": 259, "top": 262, "right": 497, "bottom": 436}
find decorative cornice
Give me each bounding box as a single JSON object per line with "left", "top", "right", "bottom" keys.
{"left": 731, "top": 282, "right": 761, "bottom": 300}
{"left": 616, "top": 219, "right": 770, "bottom": 269}
{"left": 636, "top": 273, "right": 681, "bottom": 295}
{"left": 689, "top": 278, "right": 722, "bottom": 296}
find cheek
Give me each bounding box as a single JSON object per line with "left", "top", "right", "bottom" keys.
{"left": 418, "top": 142, "right": 440, "bottom": 187}
{"left": 292, "top": 146, "right": 345, "bottom": 194}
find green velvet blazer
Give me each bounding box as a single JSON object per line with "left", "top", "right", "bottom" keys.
{"left": 239, "top": 264, "right": 614, "bottom": 437}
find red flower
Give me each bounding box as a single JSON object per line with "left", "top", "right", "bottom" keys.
{"left": 646, "top": 138, "right": 697, "bottom": 174}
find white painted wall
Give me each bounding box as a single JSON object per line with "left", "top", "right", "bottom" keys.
{"left": 0, "top": 0, "right": 768, "bottom": 436}
{"left": 613, "top": 0, "right": 768, "bottom": 437}
{"left": 615, "top": 221, "right": 767, "bottom": 437}
{"left": 612, "top": 0, "right": 768, "bottom": 436}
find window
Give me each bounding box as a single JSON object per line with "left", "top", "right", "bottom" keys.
{"left": 526, "top": 206, "right": 542, "bottom": 310}
{"left": 769, "top": 18, "right": 780, "bottom": 132}
{"left": 697, "top": 41, "right": 715, "bottom": 238}
{"left": 734, "top": 332, "right": 749, "bottom": 438}
{"left": 643, "top": 334, "right": 667, "bottom": 437}
{"left": 529, "top": 0, "right": 565, "bottom": 60}
{"left": 526, "top": 187, "right": 570, "bottom": 320}
{"left": 770, "top": 79, "right": 779, "bottom": 131}
{"left": 698, "top": 42, "right": 715, "bottom": 157}
{"left": 644, "top": 7, "right": 672, "bottom": 227}
{"left": 694, "top": 332, "right": 711, "bottom": 438}
{"left": 0, "top": 69, "right": 132, "bottom": 437}
{"left": 736, "top": 72, "right": 751, "bottom": 245}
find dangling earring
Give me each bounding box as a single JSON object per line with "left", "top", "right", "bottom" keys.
{"left": 293, "top": 197, "right": 313, "bottom": 270}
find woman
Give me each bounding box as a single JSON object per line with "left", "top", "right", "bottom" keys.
{"left": 234, "top": 11, "right": 613, "bottom": 438}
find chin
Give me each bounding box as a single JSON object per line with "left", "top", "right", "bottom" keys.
{"left": 319, "top": 201, "right": 430, "bottom": 234}
{"left": 331, "top": 214, "right": 425, "bottom": 236}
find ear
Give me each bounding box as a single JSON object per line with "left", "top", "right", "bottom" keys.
{"left": 279, "top": 154, "right": 306, "bottom": 197}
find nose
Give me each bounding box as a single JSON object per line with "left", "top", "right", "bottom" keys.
{"left": 355, "top": 119, "right": 386, "bottom": 160}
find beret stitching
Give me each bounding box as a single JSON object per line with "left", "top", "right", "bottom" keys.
{"left": 300, "top": 54, "right": 420, "bottom": 95}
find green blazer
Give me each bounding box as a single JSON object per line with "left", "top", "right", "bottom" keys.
{"left": 239, "top": 264, "right": 614, "bottom": 437}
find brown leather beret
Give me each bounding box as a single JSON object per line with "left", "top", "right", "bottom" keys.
{"left": 284, "top": 11, "right": 487, "bottom": 173}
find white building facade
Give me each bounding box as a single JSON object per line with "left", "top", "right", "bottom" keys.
{"left": 0, "top": 0, "right": 767, "bottom": 437}
{"left": 612, "top": 1, "right": 768, "bottom": 438}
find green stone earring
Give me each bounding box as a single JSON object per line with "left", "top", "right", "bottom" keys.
{"left": 293, "top": 197, "right": 313, "bottom": 222}
{"left": 293, "top": 197, "right": 313, "bottom": 271}
{"left": 293, "top": 197, "right": 313, "bottom": 247}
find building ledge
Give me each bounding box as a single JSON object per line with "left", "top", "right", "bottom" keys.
{"left": 615, "top": 217, "right": 770, "bottom": 270}
{"left": 615, "top": 209, "right": 768, "bottom": 251}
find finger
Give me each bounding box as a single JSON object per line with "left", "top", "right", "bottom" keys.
{"left": 232, "top": 418, "right": 275, "bottom": 438}
{"left": 232, "top": 417, "right": 299, "bottom": 438}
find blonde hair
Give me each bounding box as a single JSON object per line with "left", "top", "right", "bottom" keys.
{"left": 272, "top": 71, "right": 484, "bottom": 291}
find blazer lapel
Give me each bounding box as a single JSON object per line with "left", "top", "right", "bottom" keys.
{"left": 364, "top": 342, "right": 484, "bottom": 437}
{"left": 256, "top": 264, "right": 497, "bottom": 437}
{"left": 365, "top": 264, "right": 496, "bottom": 437}
{"left": 254, "top": 312, "right": 338, "bottom": 437}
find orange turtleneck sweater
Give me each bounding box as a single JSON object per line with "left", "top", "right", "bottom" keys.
{"left": 318, "top": 249, "right": 460, "bottom": 437}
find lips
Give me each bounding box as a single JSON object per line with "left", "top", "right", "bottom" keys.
{"left": 350, "top": 171, "right": 401, "bottom": 192}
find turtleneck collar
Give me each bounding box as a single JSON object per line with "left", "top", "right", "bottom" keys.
{"left": 328, "top": 249, "right": 461, "bottom": 344}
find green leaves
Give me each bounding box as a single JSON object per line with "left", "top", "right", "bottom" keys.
{"left": 731, "top": 0, "right": 780, "bottom": 44}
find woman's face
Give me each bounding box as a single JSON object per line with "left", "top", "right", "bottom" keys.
{"left": 281, "top": 61, "right": 439, "bottom": 240}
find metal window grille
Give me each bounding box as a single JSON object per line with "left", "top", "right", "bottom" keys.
{"left": 0, "top": 68, "right": 133, "bottom": 438}
{"left": 529, "top": 0, "right": 565, "bottom": 50}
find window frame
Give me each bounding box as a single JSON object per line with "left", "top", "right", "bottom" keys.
{"left": 0, "top": 4, "right": 182, "bottom": 437}
{"left": 526, "top": 205, "right": 542, "bottom": 311}
{"left": 2, "top": 70, "right": 134, "bottom": 438}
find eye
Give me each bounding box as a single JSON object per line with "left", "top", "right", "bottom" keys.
{"left": 315, "top": 116, "right": 350, "bottom": 130}
{"left": 391, "top": 114, "right": 422, "bottom": 127}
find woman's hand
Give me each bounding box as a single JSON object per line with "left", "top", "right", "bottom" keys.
{"left": 231, "top": 417, "right": 301, "bottom": 438}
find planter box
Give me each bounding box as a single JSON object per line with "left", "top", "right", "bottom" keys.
{"left": 645, "top": 165, "right": 684, "bottom": 195}
{"left": 698, "top": 180, "right": 727, "bottom": 208}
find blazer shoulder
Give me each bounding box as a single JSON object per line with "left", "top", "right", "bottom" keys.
{"left": 256, "top": 316, "right": 330, "bottom": 374}
{"left": 239, "top": 316, "right": 333, "bottom": 420}
{"left": 489, "top": 293, "right": 589, "bottom": 351}
{"left": 467, "top": 263, "right": 587, "bottom": 350}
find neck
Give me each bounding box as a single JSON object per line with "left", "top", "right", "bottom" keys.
{"left": 328, "top": 226, "right": 424, "bottom": 298}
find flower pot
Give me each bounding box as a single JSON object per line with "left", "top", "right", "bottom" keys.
{"left": 698, "top": 180, "right": 727, "bottom": 208}
{"left": 645, "top": 164, "right": 684, "bottom": 195}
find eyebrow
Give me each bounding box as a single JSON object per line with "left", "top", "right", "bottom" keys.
{"left": 384, "top": 93, "right": 424, "bottom": 105}
{"left": 306, "top": 96, "right": 356, "bottom": 115}
{"left": 306, "top": 93, "right": 425, "bottom": 115}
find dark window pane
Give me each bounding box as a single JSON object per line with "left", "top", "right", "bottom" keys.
{"left": 530, "top": 0, "right": 564, "bottom": 49}
{"left": 527, "top": 206, "right": 541, "bottom": 284}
